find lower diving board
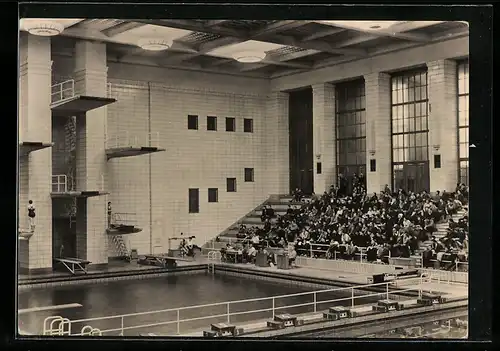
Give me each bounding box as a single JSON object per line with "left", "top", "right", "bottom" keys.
{"left": 137, "top": 255, "right": 193, "bottom": 268}
{"left": 53, "top": 257, "right": 91, "bottom": 274}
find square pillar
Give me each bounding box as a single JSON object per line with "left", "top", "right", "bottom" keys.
{"left": 266, "top": 92, "right": 290, "bottom": 194}
{"left": 74, "top": 41, "right": 108, "bottom": 265}
{"left": 312, "top": 83, "right": 336, "bottom": 194}
{"left": 18, "top": 33, "right": 53, "bottom": 272}
{"left": 428, "top": 60, "right": 458, "bottom": 192}
{"left": 365, "top": 72, "right": 392, "bottom": 194}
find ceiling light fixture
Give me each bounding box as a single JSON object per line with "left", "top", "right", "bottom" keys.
{"left": 22, "top": 19, "right": 64, "bottom": 36}
{"left": 138, "top": 38, "right": 172, "bottom": 51}
{"left": 232, "top": 51, "right": 266, "bottom": 63}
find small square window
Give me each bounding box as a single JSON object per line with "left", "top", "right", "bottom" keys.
{"left": 244, "top": 168, "right": 254, "bottom": 182}
{"left": 227, "top": 178, "right": 237, "bottom": 192}
{"left": 244, "top": 118, "right": 253, "bottom": 133}
{"left": 226, "top": 117, "right": 236, "bottom": 132}
{"left": 208, "top": 188, "right": 218, "bottom": 203}
{"left": 370, "top": 159, "right": 376, "bottom": 172}
{"left": 207, "top": 116, "right": 217, "bottom": 131}
{"left": 188, "top": 115, "right": 198, "bottom": 130}
{"left": 188, "top": 188, "right": 199, "bottom": 213}
{"left": 316, "top": 162, "right": 322, "bottom": 175}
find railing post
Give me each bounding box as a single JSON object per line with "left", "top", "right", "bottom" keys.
{"left": 227, "top": 303, "right": 230, "bottom": 323}
{"left": 120, "top": 316, "right": 124, "bottom": 336}
{"left": 272, "top": 298, "right": 275, "bottom": 318}
{"left": 176, "top": 309, "right": 180, "bottom": 335}
{"left": 334, "top": 250, "right": 337, "bottom": 260}
{"left": 351, "top": 287, "right": 354, "bottom": 308}
{"left": 313, "top": 292, "right": 317, "bottom": 312}
{"left": 386, "top": 283, "right": 389, "bottom": 300}
{"left": 310, "top": 246, "right": 313, "bottom": 258}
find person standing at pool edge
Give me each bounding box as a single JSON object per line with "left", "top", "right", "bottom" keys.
{"left": 27, "top": 200, "right": 36, "bottom": 231}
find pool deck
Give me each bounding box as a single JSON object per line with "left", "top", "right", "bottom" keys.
{"left": 18, "top": 257, "right": 468, "bottom": 299}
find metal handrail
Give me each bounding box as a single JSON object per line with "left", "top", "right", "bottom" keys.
{"left": 51, "top": 79, "right": 75, "bottom": 104}
{"left": 105, "top": 131, "right": 161, "bottom": 149}
{"left": 51, "top": 174, "right": 68, "bottom": 193}
{"left": 211, "top": 238, "right": 468, "bottom": 272}
{"left": 112, "top": 212, "right": 137, "bottom": 225}
{"left": 46, "top": 276, "right": 439, "bottom": 336}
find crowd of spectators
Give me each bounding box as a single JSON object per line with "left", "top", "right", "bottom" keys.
{"left": 228, "top": 174, "right": 469, "bottom": 271}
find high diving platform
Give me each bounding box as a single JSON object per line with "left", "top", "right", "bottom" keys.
{"left": 51, "top": 174, "right": 109, "bottom": 198}
{"left": 18, "top": 228, "right": 34, "bottom": 241}
{"left": 50, "top": 79, "right": 116, "bottom": 117}
{"left": 105, "top": 132, "right": 165, "bottom": 160}
{"left": 19, "top": 141, "right": 54, "bottom": 157}
{"left": 106, "top": 212, "right": 143, "bottom": 235}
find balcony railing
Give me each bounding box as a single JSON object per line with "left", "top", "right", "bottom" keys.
{"left": 105, "top": 131, "right": 161, "bottom": 149}
{"left": 51, "top": 79, "right": 75, "bottom": 104}
{"left": 52, "top": 174, "right": 105, "bottom": 193}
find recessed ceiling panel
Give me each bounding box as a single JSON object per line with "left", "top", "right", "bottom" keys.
{"left": 209, "top": 40, "right": 285, "bottom": 58}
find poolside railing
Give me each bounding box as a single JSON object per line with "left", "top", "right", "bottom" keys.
{"left": 41, "top": 275, "right": 443, "bottom": 336}
{"left": 207, "top": 238, "right": 468, "bottom": 272}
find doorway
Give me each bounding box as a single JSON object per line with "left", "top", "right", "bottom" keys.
{"left": 393, "top": 162, "right": 430, "bottom": 193}
{"left": 288, "top": 88, "right": 314, "bottom": 195}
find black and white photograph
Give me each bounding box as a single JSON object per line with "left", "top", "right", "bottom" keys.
{"left": 16, "top": 11, "right": 484, "bottom": 341}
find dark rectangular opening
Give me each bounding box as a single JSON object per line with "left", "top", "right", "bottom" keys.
{"left": 208, "top": 188, "right": 218, "bottom": 203}
{"left": 188, "top": 188, "right": 199, "bottom": 213}
{"left": 226, "top": 178, "right": 237, "bottom": 192}
{"left": 434, "top": 154, "right": 441, "bottom": 169}
{"left": 316, "top": 162, "right": 322, "bottom": 174}
{"left": 244, "top": 118, "right": 253, "bottom": 133}
{"left": 370, "top": 159, "right": 376, "bottom": 172}
{"left": 244, "top": 168, "right": 254, "bottom": 182}
{"left": 207, "top": 116, "right": 217, "bottom": 131}
{"left": 226, "top": 117, "right": 236, "bottom": 132}
{"left": 188, "top": 115, "right": 198, "bottom": 130}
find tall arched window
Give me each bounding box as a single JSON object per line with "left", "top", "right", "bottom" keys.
{"left": 457, "top": 61, "right": 469, "bottom": 186}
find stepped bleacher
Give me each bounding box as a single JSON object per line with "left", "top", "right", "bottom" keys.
{"left": 205, "top": 181, "right": 468, "bottom": 272}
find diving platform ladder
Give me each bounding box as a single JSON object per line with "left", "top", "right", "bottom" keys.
{"left": 43, "top": 316, "right": 71, "bottom": 335}
{"left": 111, "top": 234, "right": 131, "bottom": 262}
{"left": 51, "top": 79, "right": 116, "bottom": 117}
{"left": 105, "top": 131, "right": 166, "bottom": 159}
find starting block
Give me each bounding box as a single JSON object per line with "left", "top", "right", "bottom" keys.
{"left": 323, "top": 306, "right": 349, "bottom": 320}
{"left": 372, "top": 299, "right": 399, "bottom": 312}
{"left": 267, "top": 314, "right": 299, "bottom": 329}
{"left": 203, "top": 323, "right": 238, "bottom": 337}
{"left": 417, "top": 292, "right": 443, "bottom": 306}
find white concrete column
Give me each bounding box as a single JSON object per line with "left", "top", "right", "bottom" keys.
{"left": 74, "top": 40, "right": 108, "bottom": 264}
{"left": 428, "top": 59, "right": 458, "bottom": 192}
{"left": 19, "top": 33, "right": 53, "bottom": 271}
{"left": 266, "top": 91, "right": 290, "bottom": 194}
{"left": 365, "top": 72, "right": 392, "bottom": 194}
{"left": 312, "top": 83, "right": 336, "bottom": 194}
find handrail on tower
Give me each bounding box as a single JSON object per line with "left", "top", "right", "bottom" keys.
{"left": 51, "top": 79, "right": 75, "bottom": 105}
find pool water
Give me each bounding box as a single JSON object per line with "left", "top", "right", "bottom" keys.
{"left": 19, "top": 273, "right": 361, "bottom": 336}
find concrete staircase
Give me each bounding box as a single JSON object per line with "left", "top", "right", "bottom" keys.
{"left": 203, "top": 195, "right": 309, "bottom": 250}
{"left": 416, "top": 207, "right": 468, "bottom": 252}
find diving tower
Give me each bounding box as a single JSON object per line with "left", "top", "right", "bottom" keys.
{"left": 105, "top": 132, "right": 166, "bottom": 160}
{"left": 51, "top": 174, "right": 109, "bottom": 198}
{"left": 50, "top": 79, "right": 116, "bottom": 117}
{"left": 106, "top": 212, "right": 143, "bottom": 235}
{"left": 19, "top": 141, "right": 54, "bottom": 157}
